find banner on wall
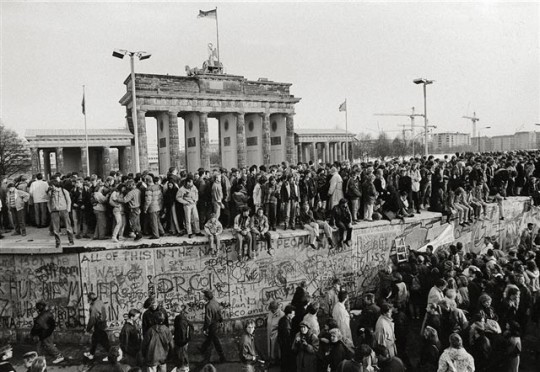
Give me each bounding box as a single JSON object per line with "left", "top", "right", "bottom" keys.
{"left": 417, "top": 224, "right": 455, "bottom": 253}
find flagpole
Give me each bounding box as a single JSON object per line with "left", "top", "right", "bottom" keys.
{"left": 345, "top": 98, "right": 349, "bottom": 162}
{"left": 83, "top": 85, "right": 90, "bottom": 176}
{"left": 215, "top": 7, "right": 220, "bottom": 65}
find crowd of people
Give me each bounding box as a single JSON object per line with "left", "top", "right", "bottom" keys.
{"left": 2, "top": 150, "right": 540, "bottom": 371}
{"left": 2, "top": 150, "right": 540, "bottom": 252}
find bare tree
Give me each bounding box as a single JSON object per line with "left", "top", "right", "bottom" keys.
{"left": 373, "top": 132, "right": 392, "bottom": 160}
{"left": 0, "top": 121, "right": 31, "bottom": 180}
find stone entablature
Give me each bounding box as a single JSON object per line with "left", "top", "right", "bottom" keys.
{"left": 25, "top": 129, "right": 133, "bottom": 148}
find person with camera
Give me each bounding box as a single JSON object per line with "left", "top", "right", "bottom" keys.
{"left": 292, "top": 321, "right": 319, "bottom": 372}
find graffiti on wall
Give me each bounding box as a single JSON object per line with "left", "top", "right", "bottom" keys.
{"left": 0, "top": 198, "right": 535, "bottom": 331}
{"left": 0, "top": 254, "right": 83, "bottom": 329}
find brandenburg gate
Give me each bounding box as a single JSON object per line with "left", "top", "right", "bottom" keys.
{"left": 120, "top": 72, "right": 301, "bottom": 173}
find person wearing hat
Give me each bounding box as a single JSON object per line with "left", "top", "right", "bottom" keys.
{"left": 200, "top": 290, "right": 226, "bottom": 364}
{"left": 6, "top": 182, "right": 29, "bottom": 236}
{"left": 30, "top": 300, "right": 64, "bottom": 364}
{"left": 292, "top": 321, "right": 319, "bottom": 372}
{"left": 330, "top": 198, "right": 353, "bottom": 248}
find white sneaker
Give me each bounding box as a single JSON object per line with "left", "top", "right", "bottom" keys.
{"left": 52, "top": 356, "right": 64, "bottom": 364}
{"left": 84, "top": 352, "right": 94, "bottom": 360}
{"left": 102, "top": 356, "right": 109, "bottom": 362}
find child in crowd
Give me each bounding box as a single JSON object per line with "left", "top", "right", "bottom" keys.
{"left": 204, "top": 213, "right": 223, "bottom": 256}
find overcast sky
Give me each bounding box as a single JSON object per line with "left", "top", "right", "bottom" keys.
{"left": 1, "top": 1, "right": 539, "bottom": 143}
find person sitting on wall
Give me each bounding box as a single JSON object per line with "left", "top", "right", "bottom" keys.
{"left": 251, "top": 207, "right": 273, "bottom": 257}
{"left": 204, "top": 212, "right": 223, "bottom": 256}
{"left": 330, "top": 198, "right": 353, "bottom": 249}
{"left": 234, "top": 206, "right": 253, "bottom": 261}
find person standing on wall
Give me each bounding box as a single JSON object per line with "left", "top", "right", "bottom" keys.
{"left": 199, "top": 290, "right": 226, "bottom": 365}
{"left": 84, "top": 292, "right": 110, "bottom": 361}
{"left": 30, "top": 301, "right": 64, "bottom": 364}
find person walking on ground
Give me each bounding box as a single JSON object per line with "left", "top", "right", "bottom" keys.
{"left": 142, "top": 312, "right": 174, "bottom": 372}
{"left": 119, "top": 309, "right": 141, "bottom": 366}
{"left": 174, "top": 306, "right": 194, "bottom": 372}
{"left": 292, "top": 321, "right": 319, "bottom": 372}
{"left": 199, "top": 290, "right": 226, "bottom": 364}
{"left": 332, "top": 290, "right": 352, "bottom": 341}
{"left": 142, "top": 297, "right": 169, "bottom": 337}
{"left": 239, "top": 320, "right": 261, "bottom": 372}
{"left": 84, "top": 292, "right": 110, "bottom": 361}
{"left": 277, "top": 305, "right": 296, "bottom": 372}
{"left": 374, "top": 303, "right": 397, "bottom": 358}
{"left": 30, "top": 301, "right": 64, "bottom": 364}
{"left": 47, "top": 180, "right": 74, "bottom": 248}
{"left": 437, "top": 333, "right": 474, "bottom": 372}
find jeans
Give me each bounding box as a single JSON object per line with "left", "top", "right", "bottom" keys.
{"left": 251, "top": 231, "right": 273, "bottom": 253}
{"left": 350, "top": 198, "right": 360, "bottom": 221}
{"left": 183, "top": 204, "right": 200, "bottom": 234}
{"left": 148, "top": 211, "right": 164, "bottom": 238}
{"left": 336, "top": 221, "right": 352, "bottom": 244}
{"left": 129, "top": 207, "right": 141, "bottom": 235}
{"left": 235, "top": 231, "right": 253, "bottom": 259}
{"left": 39, "top": 336, "right": 62, "bottom": 358}
{"left": 212, "top": 200, "right": 222, "bottom": 220}
{"left": 201, "top": 323, "right": 224, "bottom": 363}
{"left": 51, "top": 210, "right": 74, "bottom": 246}
{"left": 303, "top": 222, "right": 320, "bottom": 244}
{"left": 283, "top": 200, "right": 297, "bottom": 228}
{"left": 34, "top": 202, "right": 48, "bottom": 227}
{"left": 364, "top": 202, "right": 374, "bottom": 221}
{"left": 265, "top": 203, "right": 277, "bottom": 229}
{"left": 208, "top": 234, "right": 221, "bottom": 253}
{"left": 9, "top": 208, "right": 26, "bottom": 234}
{"left": 112, "top": 210, "right": 126, "bottom": 239}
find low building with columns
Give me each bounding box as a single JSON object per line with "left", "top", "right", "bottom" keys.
{"left": 120, "top": 73, "right": 301, "bottom": 173}
{"left": 295, "top": 128, "right": 357, "bottom": 164}
{"left": 25, "top": 128, "right": 133, "bottom": 178}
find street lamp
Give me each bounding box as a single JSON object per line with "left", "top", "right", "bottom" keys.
{"left": 478, "top": 126, "right": 491, "bottom": 152}
{"left": 413, "top": 78, "right": 434, "bottom": 157}
{"left": 113, "top": 49, "right": 152, "bottom": 173}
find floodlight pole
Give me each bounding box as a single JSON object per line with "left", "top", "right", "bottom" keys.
{"left": 129, "top": 53, "right": 141, "bottom": 173}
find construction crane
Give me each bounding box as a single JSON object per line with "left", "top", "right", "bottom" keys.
{"left": 462, "top": 112, "right": 480, "bottom": 138}
{"left": 374, "top": 107, "right": 424, "bottom": 140}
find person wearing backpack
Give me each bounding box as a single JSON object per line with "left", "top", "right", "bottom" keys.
{"left": 174, "top": 307, "right": 193, "bottom": 372}
{"left": 84, "top": 292, "right": 110, "bottom": 361}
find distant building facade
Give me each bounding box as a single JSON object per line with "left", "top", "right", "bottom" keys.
{"left": 432, "top": 132, "right": 471, "bottom": 152}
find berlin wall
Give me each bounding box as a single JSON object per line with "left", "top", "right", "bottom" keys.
{"left": 0, "top": 197, "right": 537, "bottom": 340}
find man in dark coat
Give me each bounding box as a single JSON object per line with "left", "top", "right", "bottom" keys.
{"left": 30, "top": 301, "right": 64, "bottom": 364}
{"left": 278, "top": 305, "right": 296, "bottom": 372}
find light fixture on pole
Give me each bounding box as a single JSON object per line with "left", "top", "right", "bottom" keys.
{"left": 478, "top": 126, "right": 491, "bottom": 152}
{"left": 413, "top": 78, "right": 434, "bottom": 157}
{"left": 113, "top": 49, "right": 152, "bottom": 173}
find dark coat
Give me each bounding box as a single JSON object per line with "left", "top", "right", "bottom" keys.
{"left": 141, "top": 324, "right": 174, "bottom": 367}
{"left": 30, "top": 310, "right": 56, "bottom": 340}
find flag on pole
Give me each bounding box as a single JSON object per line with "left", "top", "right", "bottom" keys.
{"left": 339, "top": 100, "right": 347, "bottom": 112}
{"left": 198, "top": 9, "right": 217, "bottom": 18}
{"left": 81, "top": 92, "right": 86, "bottom": 115}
